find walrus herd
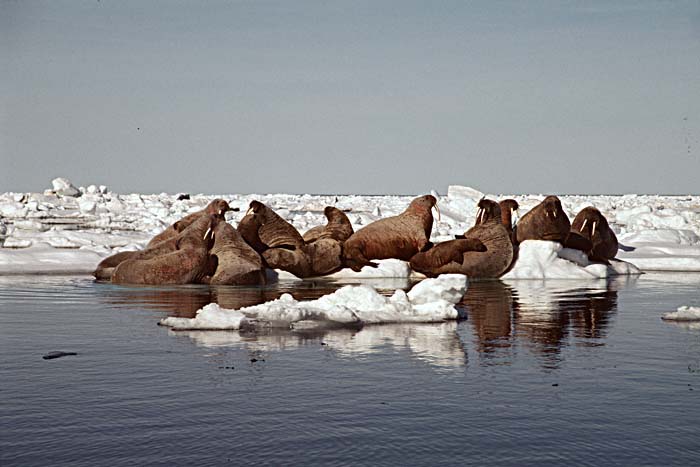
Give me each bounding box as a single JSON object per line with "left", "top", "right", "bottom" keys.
{"left": 94, "top": 195, "right": 619, "bottom": 285}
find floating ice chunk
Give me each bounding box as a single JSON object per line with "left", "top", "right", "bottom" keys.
{"left": 160, "top": 274, "right": 468, "bottom": 330}
{"left": 51, "top": 178, "right": 81, "bottom": 197}
{"left": 662, "top": 306, "right": 700, "bottom": 321}
{"left": 502, "top": 240, "right": 641, "bottom": 280}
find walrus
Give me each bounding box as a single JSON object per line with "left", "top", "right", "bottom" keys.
{"left": 569, "top": 207, "right": 619, "bottom": 263}
{"left": 94, "top": 199, "right": 233, "bottom": 280}
{"left": 342, "top": 194, "right": 439, "bottom": 272}
{"left": 94, "top": 250, "right": 138, "bottom": 281}
{"left": 237, "top": 200, "right": 305, "bottom": 252}
{"left": 112, "top": 215, "right": 220, "bottom": 285}
{"left": 209, "top": 222, "right": 266, "bottom": 285}
{"left": 410, "top": 199, "right": 513, "bottom": 279}
{"left": 303, "top": 207, "right": 354, "bottom": 243}
{"left": 237, "top": 201, "right": 341, "bottom": 278}
{"left": 515, "top": 195, "right": 571, "bottom": 244}
{"left": 498, "top": 199, "right": 519, "bottom": 243}
{"left": 146, "top": 198, "right": 232, "bottom": 248}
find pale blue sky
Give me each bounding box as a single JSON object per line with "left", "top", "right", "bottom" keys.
{"left": 2, "top": 1, "right": 699, "bottom": 194}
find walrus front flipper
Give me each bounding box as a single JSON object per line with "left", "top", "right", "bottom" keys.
{"left": 454, "top": 234, "right": 466, "bottom": 240}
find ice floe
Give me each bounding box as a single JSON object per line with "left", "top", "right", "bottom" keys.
{"left": 159, "top": 274, "right": 468, "bottom": 330}
{"left": 503, "top": 240, "right": 642, "bottom": 280}
{"left": 1, "top": 178, "right": 700, "bottom": 275}
{"left": 661, "top": 306, "right": 700, "bottom": 322}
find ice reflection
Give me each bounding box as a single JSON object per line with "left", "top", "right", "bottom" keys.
{"left": 172, "top": 322, "right": 466, "bottom": 371}
{"left": 100, "top": 274, "right": 635, "bottom": 372}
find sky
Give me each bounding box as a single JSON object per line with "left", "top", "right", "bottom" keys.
{"left": 1, "top": 0, "right": 699, "bottom": 195}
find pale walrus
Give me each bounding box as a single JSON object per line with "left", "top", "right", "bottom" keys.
{"left": 515, "top": 195, "right": 571, "bottom": 244}
{"left": 94, "top": 250, "right": 138, "bottom": 281}
{"left": 112, "top": 215, "right": 220, "bottom": 285}
{"left": 303, "top": 207, "right": 354, "bottom": 243}
{"left": 342, "top": 194, "right": 439, "bottom": 272}
{"left": 569, "top": 207, "right": 618, "bottom": 263}
{"left": 410, "top": 199, "right": 513, "bottom": 279}
{"left": 146, "top": 198, "right": 233, "bottom": 248}
{"left": 209, "top": 222, "right": 266, "bottom": 285}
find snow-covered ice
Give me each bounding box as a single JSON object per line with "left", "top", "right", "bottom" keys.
{"left": 159, "top": 274, "right": 468, "bottom": 330}
{"left": 661, "top": 306, "right": 700, "bottom": 322}
{"left": 1, "top": 178, "right": 699, "bottom": 276}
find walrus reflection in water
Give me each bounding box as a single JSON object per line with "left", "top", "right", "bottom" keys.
{"left": 94, "top": 199, "right": 232, "bottom": 281}
{"left": 568, "top": 207, "right": 618, "bottom": 264}
{"left": 111, "top": 214, "right": 220, "bottom": 285}
{"left": 303, "top": 207, "right": 354, "bottom": 243}
{"left": 515, "top": 195, "right": 571, "bottom": 244}
{"left": 410, "top": 199, "right": 512, "bottom": 279}
{"left": 238, "top": 201, "right": 343, "bottom": 278}
{"left": 343, "top": 195, "right": 439, "bottom": 272}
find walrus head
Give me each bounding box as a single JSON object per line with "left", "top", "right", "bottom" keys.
{"left": 499, "top": 199, "right": 519, "bottom": 230}
{"left": 206, "top": 199, "right": 234, "bottom": 218}
{"left": 542, "top": 196, "right": 564, "bottom": 219}
{"left": 406, "top": 194, "right": 440, "bottom": 221}
{"left": 474, "top": 198, "right": 502, "bottom": 225}
{"left": 572, "top": 207, "right": 608, "bottom": 240}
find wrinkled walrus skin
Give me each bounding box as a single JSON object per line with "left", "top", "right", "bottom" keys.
{"left": 516, "top": 195, "right": 571, "bottom": 244}
{"left": 411, "top": 199, "right": 513, "bottom": 279}
{"left": 111, "top": 215, "right": 220, "bottom": 285}
{"left": 569, "top": 207, "right": 618, "bottom": 263}
{"left": 146, "top": 199, "right": 232, "bottom": 248}
{"left": 209, "top": 222, "right": 266, "bottom": 286}
{"left": 342, "top": 195, "right": 437, "bottom": 272}
{"left": 303, "top": 207, "right": 354, "bottom": 243}
{"left": 409, "top": 238, "right": 487, "bottom": 277}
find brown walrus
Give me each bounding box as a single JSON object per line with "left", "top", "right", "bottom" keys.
{"left": 209, "top": 222, "right": 266, "bottom": 285}
{"left": 515, "top": 195, "right": 571, "bottom": 244}
{"left": 146, "top": 198, "right": 232, "bottom": 248}
{"left": 93, "top": 250, "right": 138, "bottom": 281}
{"left": 568, "top": 207, "right": 618, "bottom": 263}
{"left": 237, "top": 201, "right": 342, "bottom": 278}
{"left": 237, "top": 200, "right": 305, "bottom": 252}
{"left": 342, "top": 194, "right": 439, "bottom": 272}
{"left": 303, "top": 206, "right": 354, "bottom": 243}
{"left": 112, "top": 215, "right": 220, "bottom": 285}
{"left": 410, "top": 199, "right": 513, "bottom": 279}
{"left": 498, "top": 199, "right": 519, "bottom": 243}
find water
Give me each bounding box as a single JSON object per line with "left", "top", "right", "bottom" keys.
{"left": 1, "top": 274, "right": 699, "bottom": 466}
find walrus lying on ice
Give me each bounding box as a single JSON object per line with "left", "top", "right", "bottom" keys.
{"left": 342, "top": 195, "right": 439, "bottom": 272}
{"left": 410, "top": 198, "right": 512, "bottom": 279}
{"left": 238, "top": 201, "right": 343, "bottom": 278}
{"left": 111, "top": 214, "right": 220, "bottom": 285}
{"left": 568, "top": 207, "right": 618, "bottom": 263}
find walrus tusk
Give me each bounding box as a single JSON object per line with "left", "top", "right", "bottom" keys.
{"left": 245, "top": 207, "right": 254, "bottom": 216}
{"left": 591, "top": 221, "right": 597, "bottom": 237}
{"left": 580, "top": 219, "right": 588, "bottom": 231}
{"left": 433, "top": 204, "right": 441, "bottom": 222}
{"left": 552, "top": 210, "right": 557, "bottom": 218}
{"left": 204, "top": 227, "right": 211, "bottom": 240}
{"left": 476, "top": 208, "right": 483, "bottom": 224}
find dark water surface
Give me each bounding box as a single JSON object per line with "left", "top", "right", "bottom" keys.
{"left": 1, "top": 274, "right": 699, "bottom": 466}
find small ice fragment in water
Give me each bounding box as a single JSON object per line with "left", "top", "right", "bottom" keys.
{"left": 661, "top": 306, "right": 700, "bottom": 321}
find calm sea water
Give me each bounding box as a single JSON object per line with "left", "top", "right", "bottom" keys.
{"left": 1, "top": 274, "right": 699, "bottom": 466}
